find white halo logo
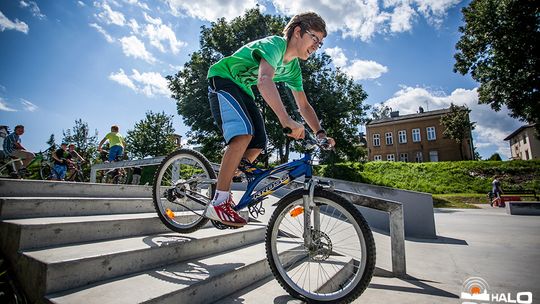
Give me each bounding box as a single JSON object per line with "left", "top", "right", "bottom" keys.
{"left": 461, "top": 277, "right": 490, "bottom": 301}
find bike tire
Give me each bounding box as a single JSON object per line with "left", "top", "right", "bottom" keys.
{"left": 265, "top": 188, "right": 375, "bottom": 303}
{"left": 39, "top": 163, "right": 51, "bottom": 180}
{"left": 153, "top": 148, "right": 216, "bottom": 234}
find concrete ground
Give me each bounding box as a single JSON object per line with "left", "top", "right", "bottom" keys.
{"left": 219, "top": 205, "right": 540, "bottom": 303}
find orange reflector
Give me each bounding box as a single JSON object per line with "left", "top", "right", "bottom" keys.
{"left": 165, "top": 208, "right": 175, "bottom": 219}
{"left": 289, "top": 206, "right": 304, "bottom": 217}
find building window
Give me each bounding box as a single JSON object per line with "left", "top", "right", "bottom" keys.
{"left": 427, "top": 127, "right": 436, "bottom": 141}
{"left": 374, "top": 155, "right": 382, "bottom": 161}
{"left": 373, "top": 134, "right": 380, "bottom": 147}
{"left": 387, "top": 154, "right": 395, "bottom": 161}
{"left": 429, "top": 150, "right": 439, "bottom": 162}
{"left": 400, "top": 153, "right": 408, "bottom": 162}
{"left": 412, "top": 128, "right": 421, "bottom": 142}
{"left": 525, "top": 150, "right": 530, "bottom": 160}
{"left": 415, "top": 151, "right": 423, "bottom": 163}
{"left": 398, "top": 130, "right": 407, "bottom": 143}
{"left": 523, "top": 135, "right": 527, "bottom": 144}
{"left": 385, "top": 132, "right": 393, "bottom": 145}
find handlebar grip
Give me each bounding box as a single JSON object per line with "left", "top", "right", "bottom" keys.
{"left": 283, "top": 127, "right": 292, "bottom": 134}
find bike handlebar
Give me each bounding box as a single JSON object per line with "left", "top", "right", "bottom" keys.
{"left": 282, "top": 127, "right": 332, "bottom": 151}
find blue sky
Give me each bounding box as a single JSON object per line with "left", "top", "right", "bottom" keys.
{"left": 0, "top": 0, "right": 524, "bottom": 160}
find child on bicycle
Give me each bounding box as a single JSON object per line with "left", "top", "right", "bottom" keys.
{"left": 204, "top": 12, "right": 335, "bottom": 227}
{"left": 2, "top": 125, "right": 35, "bottom": 175}
{"left": 98, "top": 125, "right": 126, "bottom": 162}
{"left": 51, "top": 143, "right": 69, "bottom": 180}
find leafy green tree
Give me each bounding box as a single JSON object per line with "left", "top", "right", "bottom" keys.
{"left": 440, "top": 103, "right": 476, "bottom": 160}
{"left": 488, "top": 153, "right": 502, "bottom": 161}
{"left": 454, "top": 0, "right": 540, "bottom": 134}
{"left": 167, "top": 8, "right": 369, "bottom": 163}
{"left": 45, "top": 134, "right": 56, "bottom": 160}
{"left": 370, "top": 104, "right": 392, "bottom": 120}
{"left": 126, "top": 111, "right": 177, "bottom": 159}
{"left": 62, "top": 119, "right": 99, "bottom": 162}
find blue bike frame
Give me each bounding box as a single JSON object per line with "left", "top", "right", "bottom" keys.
{"left": 234, "top": 151, "right": 313, "bottom": 211}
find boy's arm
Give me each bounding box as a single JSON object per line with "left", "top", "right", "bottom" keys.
{"left": 97, "top": 137, "right": 106, "bottom": 151}
{"left": 291, "top": 90, "right": 336, "bottom": 146}
{"left": 257, "top": 59, "right": 304, "bottom": 139}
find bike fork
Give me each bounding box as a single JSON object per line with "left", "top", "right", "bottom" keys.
{"left": 302, "top": 178, "right": 319, "bottom": 249}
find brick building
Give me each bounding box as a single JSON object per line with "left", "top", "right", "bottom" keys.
{"left": 504, "top": 124, "right": 539, "bottom": 160}
{"left": 366, "top": 108, "right": 474, "bottom": 162}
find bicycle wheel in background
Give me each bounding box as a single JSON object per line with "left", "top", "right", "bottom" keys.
{"left": 266, "top": 188, "right": 376, "bottom": 303}
{"left": 153, "top": 149, "right": 216, "bottom": 233}
{"left": 39, "top": 163, "right": 51, "bottom": 180}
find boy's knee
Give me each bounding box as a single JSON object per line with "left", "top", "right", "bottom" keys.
{"left": 230, "top": 134, "right": 253, "bottom": 144}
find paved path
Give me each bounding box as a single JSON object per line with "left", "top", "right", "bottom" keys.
{"left": 220, "top": 205, "right": 540, "bottom": 303}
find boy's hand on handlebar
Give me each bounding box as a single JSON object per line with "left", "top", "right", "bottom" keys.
{"left": 316, "top": 132, "right": 336, "bottom": 149}
{"left": 282, "top": 119, "right": 304, "bottom": 140}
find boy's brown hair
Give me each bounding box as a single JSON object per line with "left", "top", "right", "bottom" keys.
{"left": 111, "top": 125, "right": 119, "bottom": 132}
{"left": 283, "top": 12, "right": 327, "bottom": 41}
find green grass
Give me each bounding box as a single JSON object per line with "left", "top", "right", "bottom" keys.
{"left": 432, "top": 193, "right": 486, "bottom": 209}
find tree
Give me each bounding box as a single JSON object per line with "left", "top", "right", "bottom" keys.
{"left": 440, "top": 104, "right": 476, "bottom": 160}
{"left": 488, "top": 153, "right": 502, "bottom": 161}
{"left": 167, "top": 8, "right": 369, "bottom": 163}
{"left": 370, "top": 104, "right": 392, "bottom": 121}
{"left": 45, "top": 134, "right": 56, "bottom": 160}
{"left": 62, "top": 119, "right": 99, "bottom": 162}
{"left": 454, "top": 0, "right": 540, "bottom": 134}
{"left": 126, "top": 111, "right": 177, "bottom": 159}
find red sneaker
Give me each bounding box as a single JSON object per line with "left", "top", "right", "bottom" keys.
{"left": 204, "top": 196, "right": 247, "bottom": 227}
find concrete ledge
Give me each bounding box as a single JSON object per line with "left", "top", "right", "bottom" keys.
{"left": 506, "top": 201, "right": 540, "bottom": 215}
{"left": 0, "top": 178, "right": 152, "bottom": 198}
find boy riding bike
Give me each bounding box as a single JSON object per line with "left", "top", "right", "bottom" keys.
{"left": 204, "top": 12, "right": 335, "bottom": 227}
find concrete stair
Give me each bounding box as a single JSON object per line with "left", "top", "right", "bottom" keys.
{"left": 0, "top": 178, "right": 278, "bottom": 303}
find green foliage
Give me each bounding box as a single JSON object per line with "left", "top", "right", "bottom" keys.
{"left": 370, "top": 104, "right": 392, "bottom": 120}
{"left": 488, "top": 153, "right": 502, "bottom": 161}
{"left": 62, "top": 119, "right": 99, "bottom": 165}
{"left": 45, "top": 134, "right": 56, "bottom": 160}
{"left": 167, "top": 8, "right": 369, "bottom": 164}
{"left": 439, "top": 103, "right": 475, "bottom": 159}
{"left": 318, "top": 160, "right": 540, "bottom": 194}
{"left": 316, "top": 162, "right": 366, "bottom": 182}
{"left": 454, "top": 0, "right": 540, "bottom": 133}
{"left": 126, "top": 111, "right": 177, "bottom": 159}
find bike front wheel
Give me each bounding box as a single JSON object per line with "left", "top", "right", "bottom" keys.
{"left": 39, "top": 163, "right": 51, "bottom": 180}
{"left": 153, "top": 149, "right": 216, "bottom": 233}
{"left": 266, "top": 188, "right": 375, "bottom": 303}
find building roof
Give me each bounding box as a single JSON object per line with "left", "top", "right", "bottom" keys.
{"left": 366, "top": 108, "right": 451, "bottom": 126}
{"left": 503, "top": 124, "right": 537, "bottom": 141}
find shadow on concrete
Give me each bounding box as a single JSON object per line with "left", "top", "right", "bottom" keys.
{"left": 369, "top": 275, "right": 459, "bottom": 299}
{"left": 141, "top": 233, "right": 195, "bottom": 248}
{"left": 406, "top": 235, "right": 468, "bottom": 245}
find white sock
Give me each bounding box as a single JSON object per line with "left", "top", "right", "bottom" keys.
{"left": 212, "top": 190, "right": 230, "bottom": 206}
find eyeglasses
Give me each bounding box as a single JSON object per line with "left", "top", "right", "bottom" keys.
{"left": 305, "top": 30, "right": 323, "bottom": 49}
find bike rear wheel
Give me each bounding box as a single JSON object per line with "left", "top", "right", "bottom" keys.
{"left": 266, "top": 188, "right": 375, "bottom": 303}
{"left": 40, "top": 163, "right": 51, "bottom": 180}
{"left": 153, "top": 149, "right": 216, "bottom": 233}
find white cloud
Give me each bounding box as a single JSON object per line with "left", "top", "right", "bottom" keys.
{"left": 325, "top": 47, "right": 348, "bottom": 67}
{"left": 380, "top": 86, "right": 523, "bottom": 159}
{"left": 0, "top": 98, "right": 17, "bottom": 112}
{"left": 272, "top": 0, "right": 462, "bottom": 41}
{"left": 19, "top": 1, "right": 46, "bottom": 20}
{"left": 128, "top": 18, "right": 139, "bottom": 34}
{"left": 324, "top": 47, "right": 388, "bottom": 81}
{"left": 109, "top": 68, "right": 171, "bottom": 97}
{"left": 343, "top": 60, "right": 389, "bottom": 80}
{"left": 78, "top": 1, "right": 86, "bottom": 7}
{"left": 123, "top": 0, "right": 150, "bottom": 10}
{"left": 142, "top": 13, "right": 186, "bottom": 54}
{"left": 0, "top": 11, "right": 29, "bottom": 34}
{"left": 165, "top": 0, "right": 260, "bottom": 21}
{"left": 95, "top": 1, "right": 126, "bottom": 26}
{"left": 119, "top": 35, "right": 156, "bottom": 63}
{"left": 20, "top": 98, "right": 38, "bottom": 112}
{"left": 89, "top": 23, "right": 114, "bottom": 43}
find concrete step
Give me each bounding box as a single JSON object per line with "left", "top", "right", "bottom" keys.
{"left": 17, "top": 225, "right": 266, "bottom": 301}
{"left": 0, "top": 213, "right": 182, "bottom": 254}
{"left": 46, "top": 242, "right": 275, "bottom": 304}
{"left": 0, "top": 197, "right": 204, "bottom": 219}
{"left": 0, "top": 178, "right": 152, "bottom": 198}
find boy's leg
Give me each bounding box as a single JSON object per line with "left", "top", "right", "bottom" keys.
{"left": 216, "top": 135, "right": 252, "bottom": 191}
{"left": 242, "top": 148, "right": 262, "bottom": 163}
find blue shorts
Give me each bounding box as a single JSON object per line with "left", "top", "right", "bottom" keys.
{"left": 109, "top": 145, "right": 123, "bottom": 162}
{"left": 208, "top": 77, "right": 267, "bottom": 149}
{"left": 52, "top": 164, "right": 67, "bottom": 180}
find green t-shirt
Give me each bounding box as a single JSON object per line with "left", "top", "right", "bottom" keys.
{"left": 207, "top": 36, "right": 303, "bottom": 99}
{"left": 105, "top": 132, "right": 124, "bottom": 147}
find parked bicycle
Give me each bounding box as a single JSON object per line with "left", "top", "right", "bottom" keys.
{"left": 0, "top": 151, "right": 45, "bottom": 179}
{"left": 153, "top": 130, "right": 375, "bottom": 303}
